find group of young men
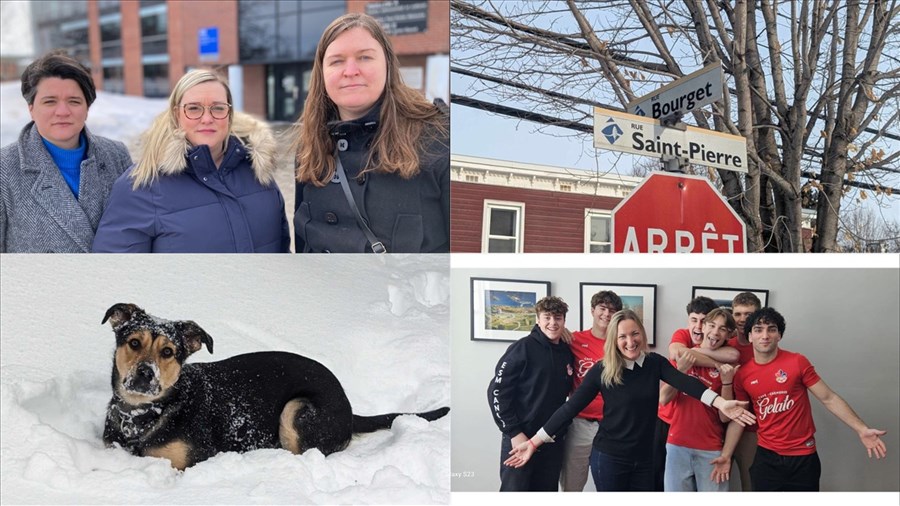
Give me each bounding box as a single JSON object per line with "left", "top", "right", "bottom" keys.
{"left": 488, "top": 290, "right": 887, "bottom": 492}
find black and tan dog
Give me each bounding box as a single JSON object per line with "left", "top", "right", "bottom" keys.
{"left": 101, "top": 303, "right": 449, "bottom": 470}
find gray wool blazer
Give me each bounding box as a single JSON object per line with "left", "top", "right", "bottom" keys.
{"left": 0, "top": 122, "right": 132, "bottom": 253}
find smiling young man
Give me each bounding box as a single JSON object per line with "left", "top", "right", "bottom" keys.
{"left": 654, "top": 296, "right": 739, "bottom": 490}
{"left": 719, "top": 307, "right": 888, "bottom": 491}
{"left": 487, "top": 296, "right": 574, "bottom": 491}
{"left": 560, "top": 291, "right": 622, "bottom": 492}
{"left": 659, "top": 308, "right": 739, "bottom": 492}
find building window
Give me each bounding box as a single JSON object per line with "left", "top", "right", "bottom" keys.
{"left": 142, "top": 63, "right": 168, "bottom": 98}
{"left": 482, "top": 200, "right": 524, "bottom": 253}
{"left": 584, "top": 209, "right": 611, "bottom": 253}
{"left": 99, "top": 14, "right": 122, "bottom": 60}
{"left": 465, "top": 175, "right": 479, "bottom": 183}
{"left": 103, "top": 65, "right": 125, "bottom": 94}
{"left": 239, "top": 1, "right": 345, "bottom": 64}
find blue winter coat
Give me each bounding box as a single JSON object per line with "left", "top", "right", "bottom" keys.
{"left": 92, "top": 113, "right": 289, "bottom": 253}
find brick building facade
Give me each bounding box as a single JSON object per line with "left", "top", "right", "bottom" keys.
{"left": 32, "top": 0, "right": 448, "bottom": 121}
{"left": 451, "top": 155, "right": 641, "bottom": 253}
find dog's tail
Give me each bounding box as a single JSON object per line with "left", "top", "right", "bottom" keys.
{"left": 352, "top": 406, "right": 449, "bottom": 433}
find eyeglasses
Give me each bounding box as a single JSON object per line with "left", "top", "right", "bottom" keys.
{"left": 181, "top": 102, "right": 231, "bottom": 120}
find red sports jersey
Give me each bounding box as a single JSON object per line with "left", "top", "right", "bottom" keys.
{"left": 570, "top": 329, "right": 605, "bottom": 420}
{"left": 727, "top": 336, "right": 755, "bottom": 365}
{"left": 734, "top": 349, "right": 821, "bottom": 455}
{"left": 658, "top": 328, "right": 692, "bottom": 423}
{"left": 666, "top": 362, "right": 725, "bottom": 451}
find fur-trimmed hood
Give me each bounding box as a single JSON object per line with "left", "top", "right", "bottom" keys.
{"left": 135, "top": 111, "right": 277, "bottom": 186}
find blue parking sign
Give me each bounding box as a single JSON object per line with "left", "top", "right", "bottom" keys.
{"left": 198, "top": 27, "right": 219, "bottom": 61}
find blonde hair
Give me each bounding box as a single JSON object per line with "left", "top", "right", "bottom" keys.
{"left": 130, "top": 69, "right": 233, "bottom": 189}
{"left": 601, "top": 310, "right": 649, "bottom": 388}
{"left": 291, "top": 13, "right": 447, "bottom": 186}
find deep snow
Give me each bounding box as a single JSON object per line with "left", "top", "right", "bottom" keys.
{"left": 0, "top": 254, "right": 450, "bottom": 504}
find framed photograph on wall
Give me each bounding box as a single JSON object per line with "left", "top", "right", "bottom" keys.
{"left": 471, "top": 278, "right": 551, "bottom": 342}
{"left": 580, "top": 282, "right": 658, "bottom": 346}
{"left": 691, "top": 286, "right": 770, "bottom": 310}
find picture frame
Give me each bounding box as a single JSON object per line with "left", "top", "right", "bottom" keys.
{"left": 470, "top": 277, "right": 551, "bottom": 342}
{"left": 579, "top": 282, "right": 658, "bottom": 346}
{"left": 691, "top": 286, "right": 770, "bottom": 310}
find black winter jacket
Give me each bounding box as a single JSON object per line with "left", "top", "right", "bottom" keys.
{"left": 293, "top": 102, "right": 449, "bottom": 253}
{"left": 487, "top": 325, "right": 574, "bottom": 438}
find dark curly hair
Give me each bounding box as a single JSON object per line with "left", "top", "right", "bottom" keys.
{"left": 744, "top": 307, "right": 786, "bottom": 338}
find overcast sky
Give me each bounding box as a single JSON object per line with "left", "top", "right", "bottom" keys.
{"left": 0, "top": 1, "right": 33, "bottom": 58}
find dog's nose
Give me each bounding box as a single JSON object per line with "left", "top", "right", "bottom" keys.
{"left": 136, "top": 363, "right": 154, "bottom": 381}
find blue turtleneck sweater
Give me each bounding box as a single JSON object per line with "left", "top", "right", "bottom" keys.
{"left": 42, "top": 133, "right": 87, "bottom": 198}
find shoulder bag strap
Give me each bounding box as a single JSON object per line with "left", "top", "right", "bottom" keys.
{"left": 333, "top": 147, "right": 386, "bottom": 254}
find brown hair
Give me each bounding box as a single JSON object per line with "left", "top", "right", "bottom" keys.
{"left": 591, "top": 290, "right": 623, "bottom": 311}
{"left": 21, "top": 49, "right": 96, "bottom": 107}
{"left": 731, "top": 292, "right": 762, "bottom": 310}
{"left": 534, "top": 296, "right": 568, "bottom": 316}
{"left": 291, "top": 13, "right": 447, "bottom": 186}
{"left": 705, "top": 307, "right": 736, "bottom": 332}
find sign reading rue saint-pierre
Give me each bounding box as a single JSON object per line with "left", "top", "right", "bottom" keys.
{"left": 593, "top": 107, "right": 748, "bottom": 173}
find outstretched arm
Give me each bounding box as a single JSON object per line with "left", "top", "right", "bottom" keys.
{"left": 809, "top": 379, "right": 887, "bottom": 459}
{"left": 710, "top": 421, "right": 745, "bottom": 484}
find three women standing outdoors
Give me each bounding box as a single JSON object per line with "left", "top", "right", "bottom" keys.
{"left": 3, "top": 13, "right": 449, "bottom": 254}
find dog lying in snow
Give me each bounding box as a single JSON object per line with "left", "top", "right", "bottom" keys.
{"left": 101, "top": 303, "right": 449, "bottom": 469}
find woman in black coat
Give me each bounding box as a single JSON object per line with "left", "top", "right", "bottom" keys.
{"left": 291, "top": 13, "right": 449, "bottom": 253}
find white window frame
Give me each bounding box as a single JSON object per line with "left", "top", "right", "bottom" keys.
{"left": 584, "top": 208, "right": 612, "bottom": 253}
{"left": 482, "top": 200, "right": 525, "bottom": 253}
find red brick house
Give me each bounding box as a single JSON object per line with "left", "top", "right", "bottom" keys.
{"left": 451, "top": 155, "right": 641, "bottom": 253}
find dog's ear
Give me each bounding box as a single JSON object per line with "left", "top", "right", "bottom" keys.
{"left": 176, "top": 321, "right": 214, "bottom": 355}
{"left": 102, "top": 303, "right": 143, "bottom": 330}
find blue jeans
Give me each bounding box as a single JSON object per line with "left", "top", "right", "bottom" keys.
{"left": 664, "top": 443, "right": 728, "bottom": 492}
{"left": 590, "top": 448, "right": 653, "bottom": 491}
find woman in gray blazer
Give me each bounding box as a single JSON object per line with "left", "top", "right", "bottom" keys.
{"left": 0, "top": 50, "right": 132, "bottom": 253}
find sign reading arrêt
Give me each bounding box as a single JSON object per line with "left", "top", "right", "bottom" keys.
{"left": 611, "top": 172, "right": 747, "bottom": 253}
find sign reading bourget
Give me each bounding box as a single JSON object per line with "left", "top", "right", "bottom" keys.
{"left": 627, "top": 62, "right": 724, "bottom": 120}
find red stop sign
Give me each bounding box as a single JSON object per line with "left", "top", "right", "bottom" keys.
{"left": 612, "top": 172, "right": 746, "bottom": 253}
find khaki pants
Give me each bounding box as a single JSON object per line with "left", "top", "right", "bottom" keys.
{"left": 559, "top": 416, "right": 600, "bottom": 491}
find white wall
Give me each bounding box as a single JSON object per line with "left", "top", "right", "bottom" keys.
{"left": 450, "top": 265, "right": 900, "bottom": 492}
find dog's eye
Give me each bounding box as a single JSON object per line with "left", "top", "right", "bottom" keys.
{"left": 160, "top": 348, "right": 174, "bottom": 359}
{"left": 128, "top": 339, "right": 140, "bottom": 349}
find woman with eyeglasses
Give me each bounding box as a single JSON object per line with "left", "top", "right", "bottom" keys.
{"left": 92, "top": 69, "right": 290, "bottom": 252}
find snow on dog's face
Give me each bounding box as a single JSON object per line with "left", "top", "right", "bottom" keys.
{"left": 103, "top": 303, "right": 213, "bottom": 405}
